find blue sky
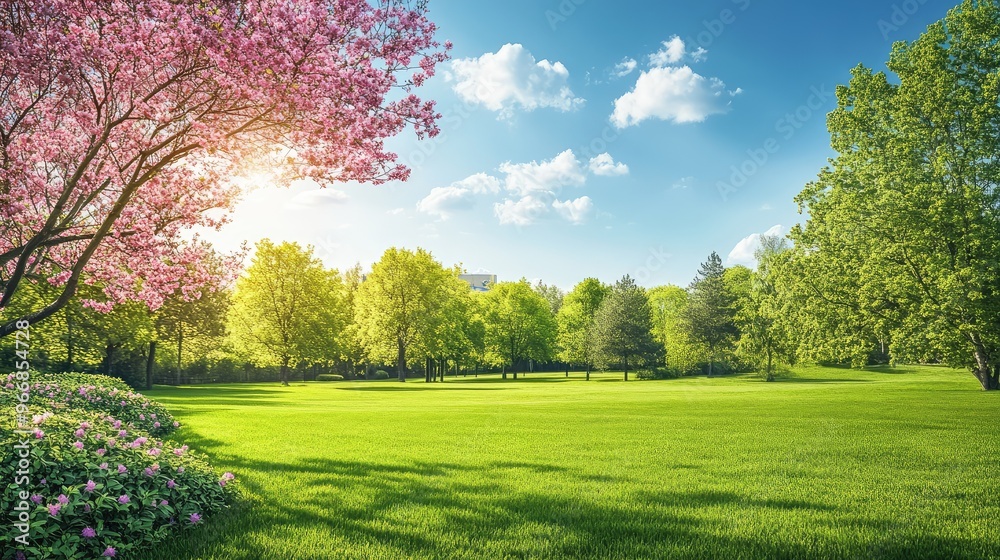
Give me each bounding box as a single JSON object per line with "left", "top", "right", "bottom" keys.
{"left": 203, "top": 0, "right": 958, "bottom": 290}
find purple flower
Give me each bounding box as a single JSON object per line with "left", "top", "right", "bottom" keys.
{"left": 113, "top": 419, "right": 122, "bottom": 428}
{"left": 103, "top": 546, "right": 116, "bottom": 557}
{"left": 118, "top": 430, "right": 127, "bottom": 437}
{"left": 166, "top": 479, "right": 176, "bottom": 489}
{"left": 139, "top": 413, "right": 146, "bottom": 421}
{"left": 117, "top": 464, "right": 127, "bottom": 474}
{"left": 143, "top": 467, "right": 155, "bottom": 477}
{"left": 47, "top": 503, "right": 61, "bottom": 517}
{"left": 153, "top": 421, "right": 161, "bottom": 428}
{"left": 73, "top": 441, "right": 84, "bottom": 450}
{"left": 74, "top": 428, "right": 86, "bottom": 438}
{"left": 80, "top": 422, "right": 90, "bottom": 429}
{"left": 159, "top": 499, "right": 169, "bottom": 507}
{"left": 147, "top": 448, "right": 161, "bottom": 457}
{"left": 85, "top": 480, "right": 97, "bottom": 492}
{"left": 56, "top": 494, "right": 68, "bottom": 505}
{"left": 96, "top": 448, "right": 106, "bottom": 456}
{"left": 176, "top": 466, "right": 184, "bottom": 474}
{"left": 117, "top": 495, "right": 129, "bottom": 504}
{"left": 84, "top": 503, "right": 91, "bottom": 513}
{"left": 39, "top": 478, "right": 46, "bottom": 485}
{"left": 33, "top": 429, "right": 44, "bottom": 439}
{"left": 173, "top": 421, "right": 180, "bottom": 428}
{"left": 29, "top": 494, "right": 42, "bottom": 504}
{"left": 82, "top": 527, "right": 96, "bottom": 539}
{"left": 99, "top": 462, "right": 108, "bottom": 470}
{"left": 189, "top": 512, "right": 202, "bottom": 524}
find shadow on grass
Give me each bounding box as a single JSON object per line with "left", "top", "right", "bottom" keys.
{"left": 336, "top": 385, "right": 507, "bottom": 392}
{"left": 140, "top": 451, "right": 995, "bottom": 560}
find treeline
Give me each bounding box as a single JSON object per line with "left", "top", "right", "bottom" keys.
{"left": 0, "top": 234, "right": 851, "bottom": 387}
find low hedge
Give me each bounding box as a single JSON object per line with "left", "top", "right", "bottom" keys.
{"left": 315, "top": 374, "right": 344, "bottom": 382}
{"left": 372, "top": 370, "right": 390, "bottom": 380}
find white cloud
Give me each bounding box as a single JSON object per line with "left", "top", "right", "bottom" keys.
{"left": 613, "top": 57, "right": 637, "bottom": 78}
{"left": 552, "top": 196, "right": 594, "bottom": 224}
{"left": 286, "top": 188, "right": 349, "bottom": 207}
{"left": 455, "top": 172, "right": 501, "bottom": 194}
{"left": 449, "top": 44, "right": 584, "bottom": 118}
{"left": 691, "top": 47, "right": 708, "bottom": 62}
{"left": 386, "top": 207, "right": 405, "bottom": 215}
{"left": 494, "top": 195, "right": 550, "bottom": 226}
{"left": 416, "top": 173, "right": 501, "bottom": 220}
{"left": 611, "top": 65, "right": 740, "bottom": 128}
{"left": 499, "top": 149, "right": 586, "bottom": 196}
{"left": 649, "top": 36, "right": 686, "bottom": 67}
{"left": 728, "top": 225, "right": 784, "bottom": 266}
{"left": 588, "top": 153, "right": 629, "bottom": 177}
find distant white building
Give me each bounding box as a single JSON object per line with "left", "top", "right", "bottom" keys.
{"left": 459, "top": 274, "right": 497, "bottom": 292}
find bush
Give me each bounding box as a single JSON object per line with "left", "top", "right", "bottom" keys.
{"left": 636, "top": 368, "right": 682, "bottom": 380}
{"left": 2, "top": 372, "right": 177, "bottom": 437}
{"left": 0, "top": 378, "right": 235, "bottom": 560}
{"left": 372, "top": 370, "right": 390, "bottom": 380}
{"left": 315, "top": 374, "right": 344, "bottom": 382}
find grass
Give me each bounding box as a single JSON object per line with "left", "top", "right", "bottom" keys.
{"left": 142, "top": 366, "right": 999, "bottom": 560}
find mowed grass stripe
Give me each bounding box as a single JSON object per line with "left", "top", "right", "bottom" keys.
{"left": 143, "top": 366, "right": 999, "bottom": 560}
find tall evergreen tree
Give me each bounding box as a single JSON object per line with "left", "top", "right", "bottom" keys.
{"left": 683, "top": 252, "right": 737, "bottom": 377}
{"left": 592, "top": 275, "right": 657, "bottom": 381}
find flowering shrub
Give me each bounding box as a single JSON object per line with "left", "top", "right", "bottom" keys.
{"left": 1, "top": 373, "right": 176, "bottom": 437}
{"left": 0, "top": 378, "right": 235, "bottom": 559}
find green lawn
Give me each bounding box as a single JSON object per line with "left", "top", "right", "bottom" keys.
{"left": 143, "top": 366, "right": 999, "bottom": 560}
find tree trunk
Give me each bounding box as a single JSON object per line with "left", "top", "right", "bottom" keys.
{"left": 586, "top": 362, "right": 591, "bottom": 381}
{"left": 396, "top": 338, "right": 406, "bottom": 382}
{"left": 512, "top": 358, "right": 518, "bottom": 380}
{"left": 624, "top": 356, "right": 629, "bottom": 382}
{"left": 425, "top": 357, "right": 431, "bottom": 383}
{"left": 502, "top": 364, "right": 506, "bottom": 380}
{"left": 972, "top": 340, "right": 998, "bottom": 391}
{"left": 176, "top": 328, "right": 183, "bottom": 385}
{"left": 765, "top": 348, "right": 774, "bottom": 382}
{"left": 145, "top": 341, "right": 156, "bottom": 390}
{"left": 104, "top": 343, "right": 115, "bottom": 376}
{"left": 280, "top": 357, "right": 290, "bottom": 386}
{"left": 565, "top": 363, "right": 569, "bottom": 377}
{"left": 707, "top": 345, "right": 714, "bottom": 378}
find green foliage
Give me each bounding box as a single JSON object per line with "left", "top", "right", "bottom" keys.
{"left": 315, "top": 374, "right": 345, "bottom": 382}
{"left": 682, "top": 252, "right": 738, "bottom": 376}
{"left": 556, "top": 278, "right": 609, "bottom": 372}
{"left": 647, "top": 285, "right": 705, "bottom": 375}
{"left": 591, "top": 275, "right": 658, "bottom": 379}
{"left": 791, "top": 0, "right": 1000, "bottom": 390}
{"left": 533, "top": 281, "right": 565, "bottom": 316}
{"left": 227, "top": 240, "right": 348, "bottom": 385}
{"left": 353, "top": 247, "right": 459, "bottom": 380}
{"left": 372, "top": 370, "right": 390, "bottom": 380}
{"left": 0, "top": 381, "right": 234, "bottom": 559}
{"left": 735, "top": 236, "right": 796, "bottom": 381}
{"left": 481, "top": 280, "right": 558, "bottom": 375}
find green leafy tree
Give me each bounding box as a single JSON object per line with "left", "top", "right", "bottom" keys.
{"left": 736, "top": 236, "right": 793, "bottom": 381}
{"left": 534, "top": 281, "right": 565, "bottom": 316}
{"left": 481, "top": 280, "right": 557, "bottom": 379}
{"left": 647, "top": 285, "right": 704, "bottom": 375}
{"left": 227, "top": 240, "right": 347, "bottom": 386}
{"left": 557, "top": 278, "right": 609, "bottom": 380}
{"left": 592, "top": 275, "right": 657, "bottom": 381}
{"left": 354, "top": 247, "right": 453, "bottom": 382}
{"left": 791, "top": 1, "right": 1000, "bottom": 390}
{"left": 155, "top": 287, "right": 230, "bottom": 385}
{"left": 683, "top": 252, "right": 737, "bottom": 377}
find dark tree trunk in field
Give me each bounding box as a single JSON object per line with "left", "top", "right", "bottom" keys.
{"left": 586, "top": 362, "right": 591, "bottom": 381}
{"left": 502, "top": 364, "right": 506, "bottom": 380}
{"left": 280, "top": 357, "right": 290, "bottom": 386}
{"left": 972, "top": 342, "right": 999, "bottom": 391}
{"left": 176, "top": 328, "right": 183, "bottom": 385}
{"left": 396, "top": 338, "right": 407, "bottom": 382}
{"left": 624, "top": 356, "right": 629, "bottom": 381}
{"left": 425, "top": 357, "right": 431, "bottom": 383}
{"left": 145, "top": 341, "right": 156, "bottom": 390}
{"left": 707, "top": 345, "right": 714, "bottom": 378}
{"left": 765, "top": 349, "right": 775, "bottom": 382}
{"left": 104, "top": 343, "right": 116, "bottom": 376}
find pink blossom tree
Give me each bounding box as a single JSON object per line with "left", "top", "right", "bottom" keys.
{"left": 0, "top": 0, "right": 449, "bottom": 337}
